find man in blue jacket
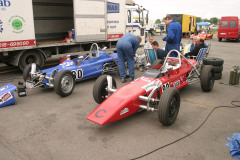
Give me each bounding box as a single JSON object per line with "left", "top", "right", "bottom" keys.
{"left": 163, "top": 15, "right": 182, "bottom": 57}
{"left": 117, "top": 33, "right": 142, "bottom": 83}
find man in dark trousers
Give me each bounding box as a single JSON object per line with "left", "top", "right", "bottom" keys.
{"left": 185, "top": 38, "right": 206, "bottom": 57}
{"left": 151, "top": 41, "right": 167, "bottom": 60}
{"left": 117, "top": 33, "right": 142, "bottom": 83}
{"left": 163, "top": 15, "right": 182, "bottom": 57}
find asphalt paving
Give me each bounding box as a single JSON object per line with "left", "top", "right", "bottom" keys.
{"left": 0, "top": 34, "right": 239, "bottom": 160}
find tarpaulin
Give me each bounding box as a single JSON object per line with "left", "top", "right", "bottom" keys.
{"left": 226, "top": 133, "right": 240, "bottom": 159}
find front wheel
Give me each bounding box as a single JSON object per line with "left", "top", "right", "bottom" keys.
{"left": 158, "top": 88, "right": 180, "bottom": 126}
{"left": 23, "top": 63, "right": 42, "bottom": 82}
{"left": 54, "top": 70, "right": 75, "bottom": 97}
{"left": 93, "top": 75, "right": 117, "bottom": 104}
{"left": 200, "top": 65, "right": 215, "bottom": 92}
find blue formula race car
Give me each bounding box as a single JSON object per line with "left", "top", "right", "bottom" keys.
{"left": 23, "top": 43, "right": 118, "bottom": 97}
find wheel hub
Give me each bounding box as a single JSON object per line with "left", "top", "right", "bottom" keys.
{"left": 61, "top": 75, "right": 73, "bottom": 93}
{"left": 169, "top": 97, "right": 177, "bottom": 117}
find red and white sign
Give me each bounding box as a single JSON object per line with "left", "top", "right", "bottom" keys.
{"left": 0, "top": 39, "right": 35, "bottom": 49}
{"left": 107, "top": 34, "right": 123, "bottom": 39}
{"left": 0, "top": 92, "right": 13, "bottom": 105}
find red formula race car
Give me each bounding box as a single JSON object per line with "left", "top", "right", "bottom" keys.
{"left": 190, "top": 33, "right": 213, "bottom": 40}
{"left": 87, "top": 50, "right": 215, "bottom": 126}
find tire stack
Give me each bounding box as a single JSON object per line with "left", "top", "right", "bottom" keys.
{"left": 203, "top": 57, "right": 224, "bottom": 80}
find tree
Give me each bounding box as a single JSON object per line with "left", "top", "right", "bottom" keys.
{"left": 155, "top": 19, "right": 161, "bottom": 24}
{"left": 196, "top": 17, "right": 202, "bottom": 23}
{"left": 210, "top": 17, "right": 220, "bottom": 24}
{"left": 203, "top": 18, "right": 210, "bottom": 22}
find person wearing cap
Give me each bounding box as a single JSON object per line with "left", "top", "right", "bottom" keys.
{"left": 163, "top": 14, "right": 182, "bottom": 57}
{"left": 116, "top": 33, "right": 142, "bottom": 83}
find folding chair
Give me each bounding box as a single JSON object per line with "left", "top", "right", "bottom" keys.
{"left": 205, "top": 44, "right": 211, "bottom": 58}
{"left": 144, "top": 49, "right": 158, "bottom": 64}
{"left": 187, "top": 48, "right": 208, "bottom": 67}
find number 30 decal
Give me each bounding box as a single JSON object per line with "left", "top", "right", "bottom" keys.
{"left": 72, "top": 69, "right": 83, "bottom": 79}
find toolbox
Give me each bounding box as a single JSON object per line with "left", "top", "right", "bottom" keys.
{"left": 0, "top": 83, "right": 17, "bottom": 108}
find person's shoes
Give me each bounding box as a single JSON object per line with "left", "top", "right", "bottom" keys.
{"left": 130, "top": 77, "right": 134, "bottom": 82}
{"left": 121, "top": 78, "right": 127, "bottom": 83}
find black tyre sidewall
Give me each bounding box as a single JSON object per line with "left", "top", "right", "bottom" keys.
{"left": 214, "top": 73, "right": 222, "bottom": 80}
{"left": 203, "top": 57, "right": 224, "bottom": 66}
{"left": 93, "top": 75, "right": 116, "bottom": 104}
{"left": 19, "top": 51, "right": 44, "bottom": 71}
{"left": 213, "top": 66, "right": 223, "bottom": 73}
{"left": 54, "top": 70, "right": 75, "bottom": 97}
{"left": 200, "top": 65, "right": 215, "bottom": 92}
{"left": 23, "top": 63, "right": 41, "bottom": 82}
{"left": 158, "top": 88, "right": 180, "bottom": 126}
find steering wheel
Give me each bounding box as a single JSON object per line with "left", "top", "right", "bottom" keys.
{"left": 89, "top": 43, "right": 100, "bottom": 58}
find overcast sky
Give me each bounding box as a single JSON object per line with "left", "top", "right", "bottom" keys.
{"left": 135, "top": 0, "right": 240, "bottom": 21}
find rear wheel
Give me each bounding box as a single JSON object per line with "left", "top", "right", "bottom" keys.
{"left": 19, "top": 51, "right": 44, "bottom": 71}
{"left": 54, "top": 70, "right": 75, "bottom": 97}
{"left": 218, "top": 38, "right": 222, "bottom": 42}
{"left": 236, "top": 37, "right": 240, "bottom": 42}
{"left": 200, "top": 65, "right": 215, "bottom": 92}
{"left": 158, "top": 88, "right": 180, "bottom": 126}
{"left": 93, "top": 75, "right": 117, "bottom": 104}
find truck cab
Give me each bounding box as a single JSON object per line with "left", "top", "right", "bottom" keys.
{"left": 125, "top": 3, "right": 148, "bottom": 45}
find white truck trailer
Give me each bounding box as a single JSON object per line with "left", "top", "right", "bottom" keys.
{"left": 0, "top": 0, "right": 149, "bottom": 70}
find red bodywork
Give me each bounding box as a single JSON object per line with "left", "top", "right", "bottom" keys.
{"left": 218, "top": 16, "right": 240, "bottom": 40}
{"left": 87, "top": 59, "right": 197, "bottom": 125}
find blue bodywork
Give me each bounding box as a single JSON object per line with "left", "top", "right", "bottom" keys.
{"left": 0, "top": 83, "right": 17, "bottom": 108}
{"left": 41, "top": 51, "right": 118, "bottom": 88}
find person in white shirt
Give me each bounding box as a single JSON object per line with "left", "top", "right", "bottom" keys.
{"left": 144, "top": 36, "right": 154, "bottom": 49}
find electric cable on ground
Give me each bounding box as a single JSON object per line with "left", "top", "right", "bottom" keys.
{"left": 131, "top": 100, "right": 240, "bottom": 160}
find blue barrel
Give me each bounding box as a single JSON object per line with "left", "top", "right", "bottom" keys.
{"left": 0, "top": 83, "right": 17, "bottom": 108}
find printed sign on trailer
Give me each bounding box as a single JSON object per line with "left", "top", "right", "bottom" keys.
{"left": 0, "top": 0, "right": 35, "bottom": 49}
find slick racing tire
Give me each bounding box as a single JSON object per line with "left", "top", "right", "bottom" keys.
{"left": 54, "top": 70, "right": 75, "bottom": 97}
{"left": 158, "top": 88, "right": 180, "bottom": 126}
{"left": 23, "top": 63, "right": 42, "bottom": 82}
{"left": 93, "top": 75, "right": 117, "bottom": 104}
{"left": 200, "top": 65, "right": 215, "bottom": 92}
{"left": 214, "top": 73, "right": 222, "bottom": 80}
{"left": 152, "top": 59, "right": 164, "bottom": 68}
{"left": 213, "top": 66, "right": 223, "bottom": 73}
{"left": 203, "top": 57, "right": 224, "bottom": 66}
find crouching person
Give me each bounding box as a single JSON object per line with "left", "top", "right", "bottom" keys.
{"left": 152, "top": 41, "right": 167, "bottom": 60}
